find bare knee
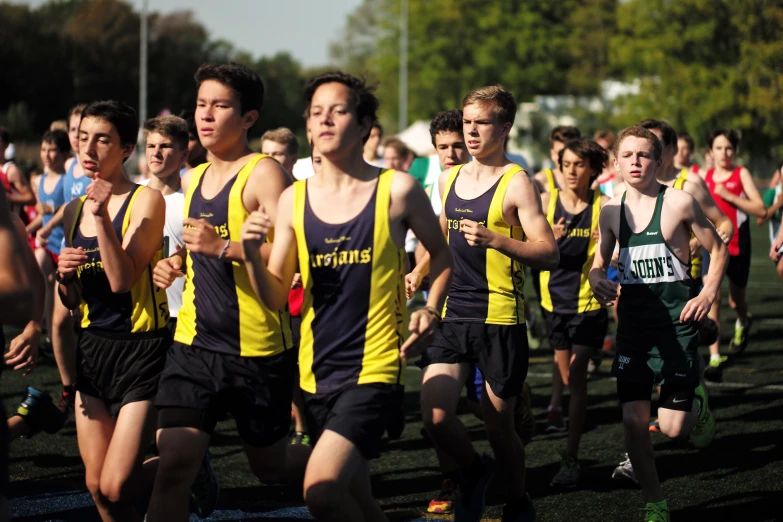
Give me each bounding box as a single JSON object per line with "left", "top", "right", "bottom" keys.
{"left": 423, "top": 407, "right": 454, "bottom": 434}
{"left": 304, "top": 480, "right": 343, "bottom": 519}
{"left": 99, "top": 472, "right": 133, "bottom": 504}
{"left": 85, "top": 473, "right": 103, "bottom": 501}
{"left": 622, "top": 410, "right": 649, "bottom": 438}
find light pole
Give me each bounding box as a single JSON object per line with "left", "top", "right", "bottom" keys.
{"left": 139, "top": 0, "right": 148, "bottom": 128}
{"left": 398, "top": 0, "right": 408, "bottom": 132}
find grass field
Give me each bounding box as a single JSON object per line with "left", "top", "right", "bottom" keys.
{"left": 3, "top": 225, "right": 782, "bottom": 522}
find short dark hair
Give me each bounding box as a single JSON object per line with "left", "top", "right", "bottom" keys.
{"left": 304, "top": 71, "right": 380, "bottom": 137}
{"left": 194, "top": 63, "right": 264, "bottom": 116}
{"left": 0, "top": 127, "right": 10, "bottom": 145}
{"left": 463, "top": 85, "right": 517, "bottom": 126}
{"left": 550, "top": 126, "right": 582, "bottom": 146}
{"left": 638, "top": 119, "right": 677, "bottom": 150}
{"left": 143, "top": 116, "right": 189, "bottom": 150}
{"left": 42, "top": 129, "right": 70, "bottom": 153}
{"left": 678, "top": 133, "right": 695, "bottom": 152}
{"left": 558, "top": 138, "right": 608, "bottom": 182}
{"left": 430, "top": 110, "right": 463, "bottom": 147}
{"left": 81, "top": 101, "right": 138, "bottom": 147}
{"left": 614, "top": 126, "right": 662, "bottom": 161}
{"left": 707, "top": 128, "right": 740, "bottom": 150}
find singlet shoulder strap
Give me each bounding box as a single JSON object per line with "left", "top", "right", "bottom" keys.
{"left": 229, "top": 154, "right": 270, "bottom": 242}
{"left": 68, "top": 196, "right": 88, "bottom": 244}
{"left": 496, "top": 164, "right": 525, "bottom": 198}
{"left": 678, "top": 168, "right": 689, "bottom": 182}
{"left": 374, "top": 169, "right": 395, "bottom": 244}
{"left": 183, "top": 161, "right": 212, "bottom": 217}
{"left": 590, "top": 189, "right": 602, "bottom": 232}
{"left": 235, "top": 153, "right": 269, "bottom": 189}
{"left": 546, "top": 188, "right": 559, "bottom": 225}
{"left": 121, "top": 186, "right": 143, "bottom": 236}
{"left": 704, "top": 168, "right": 715, "bottom": 184}
{"left": 441, "top": 164, "right": 463, "bottom": 202}
{"left": 545, "top": 168, "right": 556, "bottom": 192}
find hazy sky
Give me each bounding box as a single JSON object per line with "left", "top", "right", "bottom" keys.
{"left": 10, "top": 0, "right": 365, "bottom": 67}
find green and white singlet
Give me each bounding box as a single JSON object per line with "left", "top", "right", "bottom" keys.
{"left": 615, "top": 185, "right": 698, "bottom": 381}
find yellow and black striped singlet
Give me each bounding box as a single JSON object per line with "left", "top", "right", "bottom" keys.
{"left": 70, "top": 186, "right": 169, "bottom": 333}
{"left": 175, "top": 154, "right": 292, "bottom": 357}
{"left": 674, "top": 170, "right": 703, "bottom": 279}
{"left": 442, "top": 165, "right": 526, "bottom": 324}
{"left": 294, "top": 169, "right": 406, "bottom": 394}
{"left": 540, "top": 189, "right": 601, "bottom": 314}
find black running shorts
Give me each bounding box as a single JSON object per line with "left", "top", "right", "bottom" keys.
{"left": 76, "top": 328, "right": 172, "bottom": 417}
{"left": 303, "top": 383, "right": 403, "bottom": 460}
{"left": 544, "top": 309, "right": 608, "bottom": 351}
{"left": 156, "top": 342, "right": 295, "bottom": 447}
{"left": 418, "top": 322, "right": 529, "bottom": 399}
{"left": 726, "top": 252, "right": 751, "bottom": 288}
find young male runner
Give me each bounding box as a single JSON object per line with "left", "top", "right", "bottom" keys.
{"left": 533, "top": 126, "right": 582, "bottom": 194}
{"left": 141, "top": 116, "right": 188, "bottom": 334}
{"left": 590, "top": 126, "right": 726, "bottom": 522}
{"left": 382, "top": 138, "right": 414, "bottom": 172}
{"left": 261, "top": 127, "right": 299, "bottom": 175}
{"left": 240, "top": 71, "right": 452, "bottom": 522}
{"left": 0, "top": 127, "right": 35, "bottom": 222}
{"left": 702, "top": 129, "right": 765, "bottom": 368}
{"left": 413, "top": 85, "right": 559, "bottom": 522}
{"left": 148, "top": 63, "right": 300, "bottom": 522}
{"left": 539, "top": 138, "right": 609, "bottom": 488}
{"left": 57, "top": 100, "right": 171, "bottom": 522}
{"left": 674, "top": 133, "right": 701, "bottom": 175}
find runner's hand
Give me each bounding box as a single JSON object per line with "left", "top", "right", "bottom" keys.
{"left": 153, "top": 255, "right": 184, "bottom": 289}
{"left": 240, "top": 209, "right": 270, "bottom": 259}
{"left": 405, "top": 271, "right": 423, "bottom": 299}
{"left": 36, "top": 227, "right": 51, "bottom": 247}
{"left": 5, "top": 324, "right": 40, "bottom": 375}
{"left": 85, "top": 173, "right": 112, "bottom": 216}
{"left": 771, "top": 235, "right": 783, "bottom": 262}
{"left": 460, "top": 219, "right": 496, "bottom": 248}
{"left": 552, "top": 217, "right": 566, "bottom": 241}
{"left": 593, "top": 279, "right": 620, "bottom": 307}
{"left": 400, "top": 308, "right": 439, "bottom": 361}
{"left": 183, "top": 217, "right": 223, "bottom": 257}
{"left": 680, "top": 293, "right": 713, "bottom": 323}
{"left": 291, "top": 273, "right": 302, "bottom": 289}
{"left": 57, "top": 246, "right": 87, "bottom": 279}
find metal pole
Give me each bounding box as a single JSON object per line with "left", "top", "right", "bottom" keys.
{"left": 139, "top": 0, "right": 148, "bottom": 128}
{"left": 398, "top": 0, "right": 408, "bottom": 132}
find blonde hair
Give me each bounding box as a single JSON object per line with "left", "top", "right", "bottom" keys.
{"left": 49, "top": 120, "right": 68, "bottom": 132}
{"left": 462, "top": 85, "right": 517, "bottom": 126}
{"left": 143, "top": 116, "right": 189, "bottom": 150}
{"left": 261, "top": 127, "right": 299, "bottom": 156}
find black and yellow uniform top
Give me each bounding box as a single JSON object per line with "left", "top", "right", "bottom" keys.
{"left": 442, "top": 165, "right": 526, "bottom": 324}
{"left": 540, "top": 188, "right": 601, "bottom": 314}
{"left": 70, "top": 186, "right": 169, "bottom": 333}
{"left": 294, "top": 169, "right": 406, "bottom": 394}
{"left": 673, "top": 170, "right": 703, "bottom": 280}
{"left": 176, "top": 154, "right": 292, "bottom": 357}
{"left": 544, "top": 168, "right": 560, "bottom": 193}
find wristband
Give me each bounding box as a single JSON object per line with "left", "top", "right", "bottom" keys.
{"left": 218, "top": 239, "right": 231, "bottom": 260}
{"left": 422, "top": 306, "right": 442, "bottom": 322}
{"left": 55, "top": 271, "right": 75, "bottom": 285}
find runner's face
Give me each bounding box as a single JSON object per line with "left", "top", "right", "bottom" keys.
{"left": 382, "top": 147, "right": 407, "bottom": 170}
{"left": 676, "top": 138, "right": 692, "bottom": 165}
{"left": 434, "top": 131, "right": 468, "bottom": 170}
{"left": 550, "top": 140, "right": 565, "bottom": 166}
{"left": 261, "top": 140, "right": 296, "bottom": 173}
{"left": 187, "top": 132, "right": 207, "bottom": 167}
{"left": 308, "top": 82, "right": 368, "bottom": 157}
{"left": 650, "top": 129, "right": 675, "bottom": 169}
{"left": 711, "top": 135, "right": 735, "bottom": 169}
{"left": 78, "top": 116, "right": 133, "bottom": 179}
{"left": 614, "top": 135, "right": 660, "bottom": 187}
{"left": 40, "top": 141, "right": 67, "bottom": 172}
{"left": 560, "top": 148, "right": 593, "bottom": 191}
{"left": 364, "top": 126, "right": 381, "bottom": 159}
{"left": 195, "top": 80, "right": 253, "bottom": 152}
{"left": 462, "top": 103, "right": 509, "bottom": 159}
{"left": 68, "top": 114, "right": 81, "bottom": 153}
{"left": 146, "top": 132, "right": 186, "bottom": 179}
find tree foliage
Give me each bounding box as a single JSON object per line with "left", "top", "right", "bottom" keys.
{"left": 0, "top": 0, "right": 308, "bottom": 144}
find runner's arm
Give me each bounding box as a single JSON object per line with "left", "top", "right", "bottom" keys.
{"left": 409, "top": 169, "right": 450, "bottom": 279}
{"left": 588, "top": 202, "right": 620, "bottom": 306}
{"left": 496, "top": 173, "right": 559, "bottom": 270}
{"left": 0, "top": 193, "right": 35, "bottom": 326}
{"left": 687, "top": 176, "right": 733, "bottom": 243}
{"left": 717, "top": 168, "right": 766, "bottom": 218}
{"left": 241, "top": 157, "right": 292, "bottom": 264}
{"left": 5, "top": 164, "right": 35, "bottom": 205}
{"left": 243, "top": 186, "right": 297, "bottom": 311}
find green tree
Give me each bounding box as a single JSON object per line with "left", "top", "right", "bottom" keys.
{"left": 609, "top": 0, "right": 783, "bottom": 161}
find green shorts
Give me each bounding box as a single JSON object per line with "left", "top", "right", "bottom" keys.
{"left": 613, "top": 321, "right": 698, "bottom": 387}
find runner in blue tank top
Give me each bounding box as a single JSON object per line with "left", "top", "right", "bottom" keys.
{"left": 589, "top": 126, "right": 728, "bottom": 522}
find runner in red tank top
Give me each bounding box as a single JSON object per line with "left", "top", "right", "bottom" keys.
{"left": 702, "top": 129, "right": 765, "bottom": 380}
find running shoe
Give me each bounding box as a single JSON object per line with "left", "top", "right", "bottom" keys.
{"left": 611, "top": 454, "right": 638, "bottom": 485}
{"left": 545, "top": 408, "right": 566, "bottom": 433}
{"left": 455, "top": 453, "right": 495, "bottom": 522}
{"left": 290, "top": 432, "right": 311, "bottom": 446}
{"left": 550, "top": 453, "right": 580, "bottom": 488}
{"left": 690, "top": 384, "right": 716, "bottom": 448}
{"left": 500, "top": 493, "right": 536, "bottom": 522}
{"left": 703, "top": 358, "right": 723, "bottom": 383}
{"left": 643, "top": 500, "right": 669, "bottom": 522}
{"left": 190, "top": 451, "right": 219, "bottom": 518}
{"left": 16, "top": 386, "right": 66, "bottom": 435}
{"left": 427, "top": 479, "right": 458, "bottom": 514}
{"left": 728, "top": 313, "right": 753, "bottom": 356}
{"left": 602, "top": 335, "right": 615, "bottom": 355}
{"left": 648, "top": 418, "right": 660, "bottom": 433}
{"left": 514, "top": 382, "right": 535, "bottom": 444}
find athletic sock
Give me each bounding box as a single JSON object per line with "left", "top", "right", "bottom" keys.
{"left": 710, "top": 354, "right": 721, "bottom": 362}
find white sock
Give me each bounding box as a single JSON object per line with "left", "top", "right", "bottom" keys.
{"left": 710, "top": 354, "right": 721, "bottom": 362}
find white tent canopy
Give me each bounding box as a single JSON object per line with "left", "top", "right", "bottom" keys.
{"left": 396, "top": 120, "right": 435, "bottom": 156}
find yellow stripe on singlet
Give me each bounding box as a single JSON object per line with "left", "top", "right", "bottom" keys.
{"left": 539, "top": 189, "right": 560, "bottom": 312}
{"left": 578, "top": 191, "right": 602, "bottom": 312}
{"left": 293, "top": 180, "right": 316, "bottom": 392}
{"left": 545, "top": 168, "right": 556, "bottom": 193}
